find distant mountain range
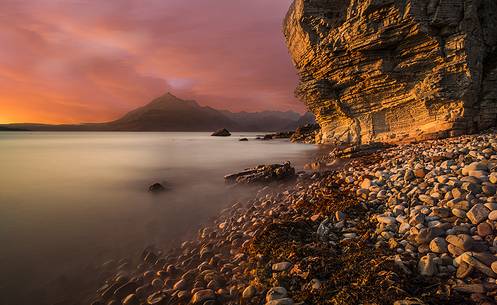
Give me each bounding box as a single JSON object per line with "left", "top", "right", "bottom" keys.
{"left": 1, "top": 93, "right": 315, "bottom": 132}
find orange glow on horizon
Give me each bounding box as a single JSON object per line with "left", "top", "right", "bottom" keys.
{"left": 0, "top": 0, "right": 304, "bottom": 124}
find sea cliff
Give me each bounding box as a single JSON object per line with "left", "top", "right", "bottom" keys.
{"left": 284, "top": 0, "right": 497, "bottom": 145}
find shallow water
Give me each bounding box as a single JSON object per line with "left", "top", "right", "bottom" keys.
{"left": 0, "top": 132, "right": 316, "bottom": 305}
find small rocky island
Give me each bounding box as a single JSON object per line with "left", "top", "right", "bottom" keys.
{"left": 211, "top": 129, "right": 231, "bottom": 137}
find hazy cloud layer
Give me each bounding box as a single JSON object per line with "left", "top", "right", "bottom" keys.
{"left": 0, "top": 0, "right": 302, "bottom": 124}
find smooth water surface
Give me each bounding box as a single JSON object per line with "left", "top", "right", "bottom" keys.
{"left": 0, "top": 132, "right": 316, "bottom": 305}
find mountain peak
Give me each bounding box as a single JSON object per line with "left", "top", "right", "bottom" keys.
{"left": 144, "top": 92, "right": 199, "bottom": 109}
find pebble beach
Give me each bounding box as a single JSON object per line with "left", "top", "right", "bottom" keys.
{"left": 90, "top": 131, "right": 497, "bottom": 305}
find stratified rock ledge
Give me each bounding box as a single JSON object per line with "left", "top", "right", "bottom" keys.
{"left": 284, "top": 0, "right": 497, "bottom": 145}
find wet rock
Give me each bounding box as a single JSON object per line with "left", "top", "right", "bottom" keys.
{"left": 224, "top": 162, "right": 295, "bottom": 185}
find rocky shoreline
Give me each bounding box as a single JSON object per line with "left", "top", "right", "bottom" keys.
{"left": 90, "top": 131, "right": 497, "bottom": 305}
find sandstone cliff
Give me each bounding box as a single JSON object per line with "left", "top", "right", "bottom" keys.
{"left": 284, "top": 0, "right": 497, "bottom": 144}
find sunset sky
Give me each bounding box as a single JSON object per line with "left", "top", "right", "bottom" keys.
{"left": 0, "top": 0, "right": 302, "bottom": 124}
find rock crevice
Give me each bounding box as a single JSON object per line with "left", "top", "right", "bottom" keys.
{"left": 284, "top": 0, "right": 497, "bottom": 144}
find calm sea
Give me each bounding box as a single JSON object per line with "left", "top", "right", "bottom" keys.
{"left": 0, "top": 132, "right": 316, "bottom": 305}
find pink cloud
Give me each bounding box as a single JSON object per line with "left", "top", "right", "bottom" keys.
{"left": 0, "top": 0, "right": 302, "bottom": 124}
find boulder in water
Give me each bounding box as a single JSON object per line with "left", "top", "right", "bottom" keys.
{"left": 211, "top": 128, "right": 231, "bottom": 137}
{"left": 224, "top": 162, "right": 296, "bottom": 185}
{"left": 149, "top": 183, "right": 166, "bottom": 193}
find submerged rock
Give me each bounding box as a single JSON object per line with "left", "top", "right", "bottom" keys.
{"left": 149, "top": 183, "right": 166, "bottom": 193}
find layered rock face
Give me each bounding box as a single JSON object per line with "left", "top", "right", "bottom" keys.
{"left": 284, "top": 0, "right": 497, "bottom": 144}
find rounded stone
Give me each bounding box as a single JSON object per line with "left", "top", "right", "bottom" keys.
{"left": 310, "top": 279, "right": 321, "bottom": 290}
{"left": 488, "top": 210, "right": 497, "bottom": 221}
{"left": 418, "top": 254, "right": 437, "bottom": 276}
{"left": 492, "top": 261, "right": 497, "bottom": 274}
{"left": 191, "top": 289, "right": 215, "bottom": 304}
{"left": 122, "top": 294, "right": 139, "bottom": 305}
{"left": 429, "top": 237, "right": 448, "bottom": 253}
{"left": 242, "top": 285, "right": 257, "bottom": 299}
{"left": 265, "top": 298, "right": 294, "bottom": 305}
{"left": 452, "top": 208, "right": 467, "bottom": 219}
{"left": 266, "top": 287, "right": 288, "bottom": 302}
{"left": 151, "top": 278, "right": 164, "bottom": 289}
{"left": 477, "top": 222, "right": 493, "bottom": 237}
{"left": 272, "top": 262, "right": 292, "bottom": 272}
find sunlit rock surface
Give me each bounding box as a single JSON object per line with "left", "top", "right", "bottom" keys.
{"left": 284, "top": 0, "right": 497, "bottom": 144}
